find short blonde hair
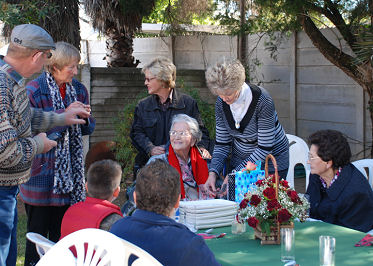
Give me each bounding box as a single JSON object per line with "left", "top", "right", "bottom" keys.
{"left": 142, "top": 57, "right": 176, "bottom": 89}
{"left": 205, "top": 59, "right": 245, "bottom": 95}
{"left": 45, "top": 42, "right": 80, "bottom": 73}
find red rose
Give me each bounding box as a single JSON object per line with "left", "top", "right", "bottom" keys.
{"left": 256, "top": 179, "right": 264, "bottom": 186}
{"left": 268, "top": 174, "right": 276, "bottom": 183}
{"left": 267, "top": 199, "right": 281, "bottom": 211}
{"left": 263, "top": 187, "right": 276, "bottom": 200}
{"left": 250, "top": 195, "right": 261, "bottom": 207}
{"left": 287, "top": 190, "right": 301, "bottom": 204}
{"left": 239, "top": 198, "right": 249, "bottom": 209}
{"left": 278, "top": 209, "right": 292, "bottom": 223}
{"left": 247, "top": 217, "right": 259, "bottom": 228}
{"left": 280, "top": 180, "right": 289, "bottom": 189}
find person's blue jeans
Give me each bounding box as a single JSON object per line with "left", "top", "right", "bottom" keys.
{"left": 0, "top": 186, "right": 19, "bottom": 266}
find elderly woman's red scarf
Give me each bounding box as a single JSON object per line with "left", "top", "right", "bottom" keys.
{"left": 168, "top": 145, "right": 209, "bottom": 199}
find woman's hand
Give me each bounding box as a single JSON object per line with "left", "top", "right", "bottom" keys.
{"left": 66, "top": 101, "right": 91, "bottom": 116}
{"left": 205, "top": 172, "right": 217, "bottom": 197}
{"left": 216, "top": 176, "right": 228, "bottom": 197}
{"left": 150, "top": 146, "right": 166, "bottom": 156}
{"left": 199, "top": 147, "right": 212, "bottom": 159}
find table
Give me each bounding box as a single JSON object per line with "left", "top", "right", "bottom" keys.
{"left": 203, "top": 221, "right": 373, "bottom": 265}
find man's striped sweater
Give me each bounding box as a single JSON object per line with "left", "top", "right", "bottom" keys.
{"left": 0, "top": 57, "right": 64, "bottom": 186}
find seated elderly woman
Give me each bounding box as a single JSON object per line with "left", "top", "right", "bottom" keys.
{"left": 148, "top": 114, "right": 210, "bottom": 200}
{"left": 130, "top": 57, "right": 211, "bottom": 177}
{"left": 306, "top": 130, "right": 373, "bottom": 232}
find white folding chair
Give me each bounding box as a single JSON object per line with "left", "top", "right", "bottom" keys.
{"left": 36, "top": 228, "right": 162, "bottom": 266}
{"left": 351, "top": 159, "right": 373, "bottom": 189}
{"left": 26, "top": 232, "right": 55, "bottom": 258}
{"left": 286, "top": 134, "right": 311, "bottom": 190}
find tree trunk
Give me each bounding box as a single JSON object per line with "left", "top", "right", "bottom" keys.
{"left": 105, "top": 27, "right": 139, "bottom": 68}
{"left": 41, "top": 0, "right": 81, "bottom": 49}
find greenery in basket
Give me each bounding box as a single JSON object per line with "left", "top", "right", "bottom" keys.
{"left": 113, "top": 86, "right": 215, "bottom": 178}
{"left": 237, "top": 175, "right": 310, "bottom": 236}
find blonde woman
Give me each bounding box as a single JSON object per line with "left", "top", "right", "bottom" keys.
{"left": 130, "top": 57, "right": 211, "bottom": 176}
{"left": 204, "top": 59, "right": 289, "bottom": 195}
{"left": 20, "top": 41, "right": 95, "bottom": 266}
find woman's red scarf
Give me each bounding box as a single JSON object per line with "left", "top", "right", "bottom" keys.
{"left": 168, "top": 145, "right": 209, "bottom": 199}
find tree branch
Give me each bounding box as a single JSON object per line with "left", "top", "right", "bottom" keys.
{"left": 298, "top": 13, "right": 366, "bottom": 89}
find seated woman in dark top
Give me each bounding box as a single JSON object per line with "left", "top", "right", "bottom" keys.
{"left": 306, "top": 129, "right": 373, "bottom": 232}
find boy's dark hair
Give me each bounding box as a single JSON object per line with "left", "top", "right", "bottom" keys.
{"left": 86, "top": 159, "right": 122, "bottom": 200}
{"left": 308, "top": 129, "right": 351, "bottom": 169}
{"left": 135, "top": 160, "right": 180, "bottom": 216}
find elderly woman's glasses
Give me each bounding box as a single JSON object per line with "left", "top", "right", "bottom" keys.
{"left": 169, "top": 130, "right": 191, "bottom": 137}
{"left": 308, "top": 153, "right": 320, "bottom": 160}
{"left": 145, "top": 77, "right": 156, "bottom": 82}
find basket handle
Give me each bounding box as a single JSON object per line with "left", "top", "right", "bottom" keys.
{"left": 264, "top": 154, "right": 279, "bottom": 199}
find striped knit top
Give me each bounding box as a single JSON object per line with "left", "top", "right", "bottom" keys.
{"left": 0, "top": 57, "right": 65, "bottom": 186}
{"left": 209, "top": 84, "right": 289, "bottom": 175}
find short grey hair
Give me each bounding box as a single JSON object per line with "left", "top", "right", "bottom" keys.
{"left": 142, "top": 56, "right": 176, "bottom": 89}
{"left": 45, "top": 42, "right": 80, "bottom": 74}
{"left": 171, "top": 114, "right": 202, "bottom": 143}
{"left": 205, "top": 59, "right": 245, "bottom": 95}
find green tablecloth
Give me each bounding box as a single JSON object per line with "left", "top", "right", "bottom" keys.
{"left": 203, "top": 221, "right": 373, "bottom": 265}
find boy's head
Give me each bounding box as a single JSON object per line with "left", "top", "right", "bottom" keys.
{"left": 86, "top": 159, "right": 122, "bottom": 201}
{"left": 134, "top": 160, "right": 180, "bottom": 216}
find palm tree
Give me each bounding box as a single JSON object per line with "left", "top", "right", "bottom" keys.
{"left": 83, "top": 0, "right": 156, "bottom": 67}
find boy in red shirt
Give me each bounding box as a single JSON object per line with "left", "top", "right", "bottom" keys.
{"left": 60, "top": 160, "right": 123, "bottom": 238}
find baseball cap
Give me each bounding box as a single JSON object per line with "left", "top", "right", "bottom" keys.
{"left": 10, "top": 24, "right": 56, "bottom": 50}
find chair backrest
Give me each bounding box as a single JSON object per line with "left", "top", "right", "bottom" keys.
{"left": 351, "top": 159, "right": 373, "bottom": 189}
{"left": 36, "top": 228, "right": 162, "bottom": 266}
{"left": 286, "top": 134, "right": 311, "bottom": 190}
{"left": 26, "top": 232, "right": 55, "bottom": 258}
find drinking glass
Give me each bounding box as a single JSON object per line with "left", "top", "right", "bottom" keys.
{"left": 281, "top": 228, "right": 295, "bottom": 262}
{"left": 231, "top": 220, "right": 246, "bottom": 234}
{"left": 319, "top": 235, "right": 336, "bottom": 266}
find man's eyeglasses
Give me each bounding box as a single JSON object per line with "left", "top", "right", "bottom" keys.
{"left": 169, "top": 130, "right": 191, "bottom": 137}
{"left": 33, "top": 51, "right": 52, "bottom": 59}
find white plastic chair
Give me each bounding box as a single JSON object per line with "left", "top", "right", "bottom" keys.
{"left": 286, "top": 134, "right": 311, "bottom": 190}
{"left": 26, "top": 232, "right": 55, "bottom": 258}
{"left": 351, "top": 159, "right": 373, "bottom": 189}
{"left": 36, "top": 228, "right": 162, "bottom": 266}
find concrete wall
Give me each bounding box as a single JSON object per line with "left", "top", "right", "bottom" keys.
{"left": 85, "top": 29, "right": 370, "bottom": 159}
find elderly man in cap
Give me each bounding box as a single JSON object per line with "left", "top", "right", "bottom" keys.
{"left": 0, "top": 24, "right": 89, "bottom": 266}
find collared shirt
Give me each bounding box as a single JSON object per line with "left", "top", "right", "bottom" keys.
{"left": 320, "top": 167, "right": 342, "bottom": 189}
{"left": 157, "top": 89, "right": 173, "bottom": 111}
{"left": 230, "top": 83, "right": 252, "bottom": 129}
{"left": 176, "top": 154, "right": 199, "bottom": 201}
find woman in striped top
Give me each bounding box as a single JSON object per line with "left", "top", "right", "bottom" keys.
{"left": 204, "top": 59, "right": 289, "bottom": 195}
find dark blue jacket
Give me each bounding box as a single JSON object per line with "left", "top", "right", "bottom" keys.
{"left": 306, "top": 163, "right": 373, "bottom": 232}
{"left": 110, "top": 209, "right": 220, "bottom": 266}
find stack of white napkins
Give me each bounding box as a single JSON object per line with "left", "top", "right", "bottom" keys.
{"left": 178, "top": 199, "right": 238, "bottom": 229}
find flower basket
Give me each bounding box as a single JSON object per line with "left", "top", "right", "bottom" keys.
{"left": 236, "top": 154, "right": 309, "bottom": 245}
{"left": 254, "top": 222, "right": 294, "bottom": 245}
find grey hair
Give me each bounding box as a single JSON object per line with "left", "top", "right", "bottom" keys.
{"left": 45, "top": 42, "right": 80, "bottom": 74}
{"left": 171, "top": 114, "right": 202, "bottom": 143}
{"left": 142, "top": 56, "right": 176, "bottom": 89}
{"left": 205, "top": 59, "right": 245, "bottom": 95}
